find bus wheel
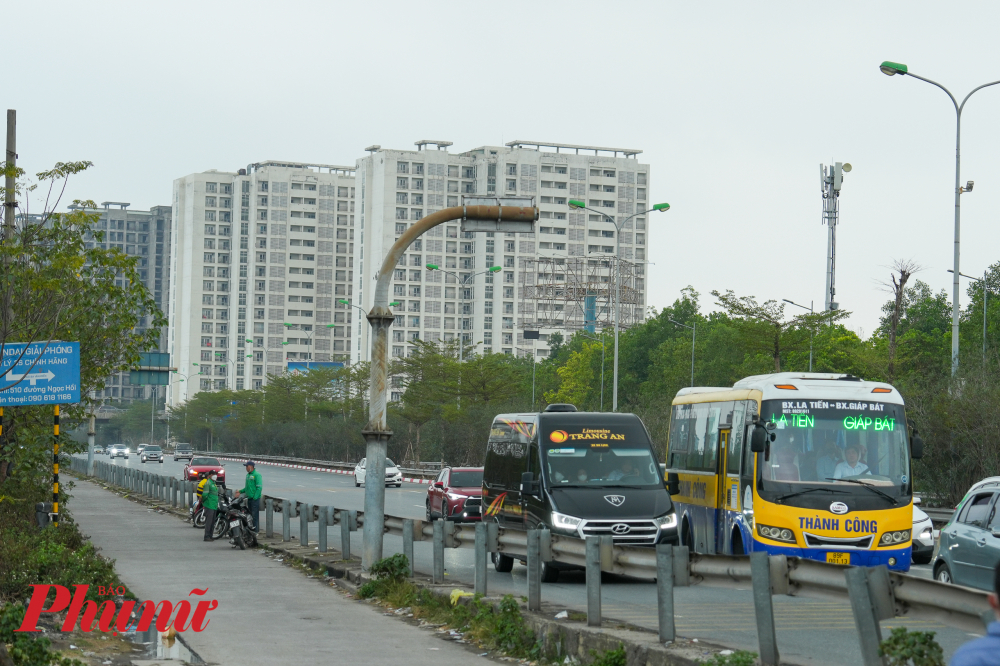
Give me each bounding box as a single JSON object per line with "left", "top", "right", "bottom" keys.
{"left": 732, "top": 531, "right": 745, "bottom": 555}
{"left": 682, "top": 522, "right": 694, "bottom": 552}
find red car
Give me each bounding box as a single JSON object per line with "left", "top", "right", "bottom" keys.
{"left": 426, "top": 467, "right": 483, "bottom": 523}
{"left": 182, "top": 456, "right": 227, "bottom": 486}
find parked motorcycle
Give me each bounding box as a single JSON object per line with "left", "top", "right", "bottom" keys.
{"left": 225, "top": 495, "right": 257, "bottom": 550}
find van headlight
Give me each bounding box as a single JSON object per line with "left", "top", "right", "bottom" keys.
{"left": 652, "top": 513, "right": 677, "bottom": 529}
{"left": 551, "top": 511, "right": 582, "bottom": 531}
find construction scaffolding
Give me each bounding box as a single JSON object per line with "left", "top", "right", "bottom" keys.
{"left": 518, "top": 256, "right": 642, "bottom": 332}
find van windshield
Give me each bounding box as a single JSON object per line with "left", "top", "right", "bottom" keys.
{"left": 541, "top": 424, "right": 662, "bottom": 488}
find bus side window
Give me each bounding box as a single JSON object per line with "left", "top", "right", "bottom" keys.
{"left": 727, "top": 402, "right": 745, "bottom": 475}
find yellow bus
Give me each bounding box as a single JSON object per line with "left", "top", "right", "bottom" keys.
{"left": 665, "top": 372, "right": 923, "bottom": 571}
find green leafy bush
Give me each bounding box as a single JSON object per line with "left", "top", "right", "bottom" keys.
{"left": 698, "top": 650, "right": 758, "bottom": 666}
{"left": 357, "top": 553, "right": 411, "bottom": 600}
{"left": 589, "top": 644, "right": 627, "bottom": 666}
{"left": 879, "top": 627, "right": 944, "bottom": 666}
{"left": 0, "top": 602, "right": 85, "bottom": 666}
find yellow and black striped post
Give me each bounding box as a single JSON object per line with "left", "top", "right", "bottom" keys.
{"left": 53, "top": 405, "right": 59, "bottom": 527}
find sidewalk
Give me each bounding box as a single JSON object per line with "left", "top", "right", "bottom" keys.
{"left": 67, "top": 477, "right": 486, "bottom": 666}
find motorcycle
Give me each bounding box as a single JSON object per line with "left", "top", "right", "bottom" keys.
{"left": 191, "top": 492, "right": 230, "bottom": 539}
{"left": 225, "top": 495, "right": 257, "bottom": 550}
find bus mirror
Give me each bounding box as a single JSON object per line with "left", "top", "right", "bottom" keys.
{"left": 750, "top": 426, "right": 767, "bottom": 453}
{"left": 911, "top": 433, "right": 924, "bottom": 459}
{"left": 667, "top": 472, "right": 680, "bottom": 495}
{"left": 520, "top": 471, "right": 540, "bottom": 496}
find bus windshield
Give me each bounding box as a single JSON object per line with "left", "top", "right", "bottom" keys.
{"left": 759, "top": 399, "right": 911, "bottom": 498}
{"left": 541, "top": 424, "right": 661, "bottom": 488}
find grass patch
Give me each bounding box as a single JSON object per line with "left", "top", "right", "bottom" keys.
{"left": 698, "top": 650, "right": 758, "bottom": 666}
{"left": 358, "top": 554, "right": 544, "bottom": 661}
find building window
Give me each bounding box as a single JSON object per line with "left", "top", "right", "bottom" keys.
{"left": 205, "top": 211, "right": 216, "bottom": 222}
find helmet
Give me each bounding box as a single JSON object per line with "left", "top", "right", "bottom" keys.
{"left": 198, "top": 472, "right": 207, "bottom": 479}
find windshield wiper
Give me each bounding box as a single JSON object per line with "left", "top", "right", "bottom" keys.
{"left": 552, "top": 483, "right": 590, "bottom": 488}
{"left": 775, "top": 487, "right": 849, "bottom": 502}
{"left": 825, "top": 478, "right": 898, "bottom": 505}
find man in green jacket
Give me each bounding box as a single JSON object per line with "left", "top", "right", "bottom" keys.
{"left": 235, "top": 460, "right": 262, "bottom": 532}
{"left": 202, "top": 470, "right": 220, "bottom": 542}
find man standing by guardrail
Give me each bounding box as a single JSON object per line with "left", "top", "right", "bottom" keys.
{"left": 202, "top": 470, "right": 220, "bottom": 542}
{"left": 235, "top": 460, "right": 262, "bottom": 533}
{"left": 950, "top": 562, "right": 1000, "bottom": 665}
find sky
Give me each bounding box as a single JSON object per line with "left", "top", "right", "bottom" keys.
{"left": 10, "top": 1, "right": 1000, "bottom": 338}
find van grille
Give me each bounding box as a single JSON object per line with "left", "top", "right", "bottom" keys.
{"left": 804, "top": 533, "right": 873, "bottom": 550}
{"left": 580, "top": 519, "right": 659, "bottom": 545}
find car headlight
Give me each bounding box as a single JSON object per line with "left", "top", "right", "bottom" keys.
{"left": 880, "top": 530, "right": 910, "bottom": 545}
{"left": 551, "top": 511, "right": 582, "bottom": 531}
{"left": 652, "top": 513, "right": 677, "bottom": 529}
{"left": 756, "top": 523, "right": 796, "bottom": 543}
{"left": 920, "top": 528, "right": 932, "bottom": 538}
{"left": 446, "top": 492, "right": 468, "bottom": 501}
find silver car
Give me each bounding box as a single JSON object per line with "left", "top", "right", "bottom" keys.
{"left": 108, "top": 444, "right": 129, "bottom": 459}
{"left": 933, "top": 478, "right": 1000, "bottom": 589}
{"left": 141, "top": 445, "right": 163, "bottom": 464}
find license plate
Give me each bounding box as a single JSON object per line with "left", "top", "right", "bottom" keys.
{"left": 229, "top": 520, "right": 240, "bottom": 528}
{"left": 826, "top": 552, "right": 851, "bottom": 566}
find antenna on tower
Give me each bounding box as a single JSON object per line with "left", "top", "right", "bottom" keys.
{"left": 820, "top": 162, "right": 851, "bottom": 312}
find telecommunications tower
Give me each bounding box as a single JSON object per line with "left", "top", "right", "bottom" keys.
{"left": 820, "top": 162, "right": 850, "bottom": 312}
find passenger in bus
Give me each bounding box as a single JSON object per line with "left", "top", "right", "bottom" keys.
{"left": 833, "top": 445, "right": 869, "bottom": 479}
{"left": 608, "top": 460, "right": 637, "bottom": 481}
{"left": 770, "top": 446, "right": 800, "bottom": 481}
{"left": 575, "top": 468, "right": 589, "bottom": 482}
{"left": 815, "top": 439, "right": 842, "bottom": 481}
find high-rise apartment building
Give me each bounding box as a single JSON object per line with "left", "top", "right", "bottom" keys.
{"left": 353, "top": 141, "right": 650, "bottom": 397}
{"left": 48, "top": 202, "right": 172, "bottom": 405}
{"left": 167, "top": 161, "right": 356, "bottom": 406}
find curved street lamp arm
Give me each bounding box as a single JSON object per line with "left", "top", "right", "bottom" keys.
{"left": 960, "top": 80, "right": 1000, "bottom": 113}
{"left": 904, "top": 71, "right": 959, "bottom": 113}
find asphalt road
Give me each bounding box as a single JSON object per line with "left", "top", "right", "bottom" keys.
{"left": 78, "top": 452, "right": 976, "bottom": 665}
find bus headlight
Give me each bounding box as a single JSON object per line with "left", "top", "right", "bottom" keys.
{"left": 756, "top": 524, "right": 796, "bottom": 544}
{"left": 879, "top": 530, "right": 910, "bottom": 546}
{"left": 652, "top": 513, "right": 677, "bottom": 529}
{"left": 551, "top": 511, "right": 582, "bottom": 531}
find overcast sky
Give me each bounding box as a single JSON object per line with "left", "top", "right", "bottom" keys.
{"left": 11, "top": 2, "right": 1000, "bottom": 337}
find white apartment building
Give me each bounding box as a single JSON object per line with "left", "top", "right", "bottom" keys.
{"left": 353, "top": 140, "right": 651, "bottom": 398}
{"left": 167, "top": 161, "right": 356, "bottom": 406}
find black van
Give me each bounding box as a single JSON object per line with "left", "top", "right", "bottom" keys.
{"left": 482, "top": 404, "right": 677, "bottom": 581}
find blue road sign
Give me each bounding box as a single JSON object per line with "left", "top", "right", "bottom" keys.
{"left": 0, "top": 342, "right": 81, "bottom": 406}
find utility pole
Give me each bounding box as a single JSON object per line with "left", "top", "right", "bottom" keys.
{"left": 3, "top": 110, "right": 16, "bottom": 336}
{"left": 821, "top": 162, "right": 850, "bottom": 314}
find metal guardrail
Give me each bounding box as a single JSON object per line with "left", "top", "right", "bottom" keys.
{"left": 188, "top": 451, "right": 440, "bottom": 481}
{"left": 75, "top": 456, "right": 990, "bottom": 666}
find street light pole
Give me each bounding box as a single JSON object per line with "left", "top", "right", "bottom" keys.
{"left": 949, "top": 269, "right": 990, "bottom": 360}
{"left": 881, "top": 61, "right": 1000, "bottom": 375}
{"left": 426, "top": 264, "right": 502, "bottom": 363}
{"left": 782, "top": 299, "right": 814, "bottom": 372}
{"left": 568, "top": 200, "right": 670, "bottom": 411}
{"left": 668, "top": 319, "right": 696, "bottom": 386}
{"left": 514, "top": 346, "right": 537, "bottom": 407}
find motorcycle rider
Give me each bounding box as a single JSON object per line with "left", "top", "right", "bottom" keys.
{"left": 234, "top": 460, "right": 262, "bottom": 533}
{"left": 202, "top": 470, "right": 220, "bottom": 542}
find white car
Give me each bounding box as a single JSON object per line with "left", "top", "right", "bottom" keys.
{"left": 912, "top": 501, "right": 935, "bottom": 565}
{"left": 354, "top": 458, "right": 403, "bottom": 488}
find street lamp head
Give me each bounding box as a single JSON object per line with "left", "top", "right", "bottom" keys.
{"left": 426, "top": 263, "right": 439, "bottom": 270}
{"left": 880, "top": 61, "right": 908, "bottom": 76}
{"left": 488, "top": 266, "right": 502, "bottom": 273}
{"left": 326, "top": 324, "right": 335, "bottom": 328}
{"left": 652, "top": 203, "right": 670, "bottom": 212}
{"left": 281, "top": 341, "right": 289, "bottom": 345}
{"left": 192, "top": 363, "right": 199, "bottom": 366}
{"left": 338, "top": 299, "right": 350, "bottom": 305}
{"left": 283, "top": 322, "right": 293, "bottom": 327}
{"left": 965, "top": 180, "right": 974, "bottom": 192}
{"left": 390, "top": 301, "right": 402, "bottom": 307}
{"left": 568, "top": 199, "right": 585, "bottom": 209}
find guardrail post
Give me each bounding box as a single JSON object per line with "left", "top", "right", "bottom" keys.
{"left": 474, "top": 522, "right": 487, "bottom": 594}
{"left": 527, "top": 529, "right": 541, "bottom": 611}
{"left": 186, "top": 481, "right": 193, "bottom": 508}
{"left": 300, "top": 503, "right": 310, "bottom": 546}
{"left": 433, "top": 519, "right": 445, "bottom": 583}
{"left": 318, "top": 506, "right": 328, "bottom": 553}
{"left": 586, "top": 536, "right": 601, "bottom": 627}
{"left": 750, "top": 551, "right": 780, "bottom": 666}
{"left": 656, "top": 543, "right": 675, "bottom": 642}
{"left": 403, "top": 519, "right": 414, "bottom": 577}
{"left": 282, "top": 500, "right": 291, "bottom": 542}
{"left": 845, "top": 566, "right": 886, "bottom": 666}
{"left": 341, "top": 509, "right": 352, "bottom": 561}
{"left": 265, "top": 499, "right": 274, "bottom": 538}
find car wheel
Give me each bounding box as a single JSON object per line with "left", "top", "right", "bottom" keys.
{"left": 934, "top": 562, "right": 953, "bottom": 584}
{"left": 395, "top": 483, "right": 402, "bottom": 488}
{"left": 541, "top": 561, "right": 560, "bottom": 583}
{"left": 159, "top": 460, "right": 163, "bottom": 464}
{"left": 426, "top": 501, "right": 433, "bottom": 522}
{"left": 354, "top": 476, "right": 360, "bottom": 487}
{"left": 492, "top": 550, "right": 514, "bottom": 573}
